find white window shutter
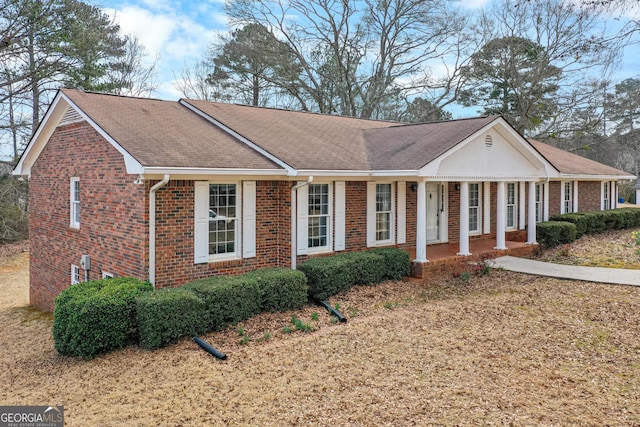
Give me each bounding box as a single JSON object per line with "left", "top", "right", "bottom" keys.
{"left": 194, "top": 181, "right": 209, "bottom": 264}
{"left": 242, "top": 181, "right": 256, "bottom": 258}
{"left": 296, "top": 183, "right": 309, "bottom": 255}
{"left": 366, "top": 182, "right": 377, "bottom": 247}
{"left": 397, "top": 182, "right": 406, "bottom": 244}
{"left": 334, "top": 181, "right": 346, "bottom": 251}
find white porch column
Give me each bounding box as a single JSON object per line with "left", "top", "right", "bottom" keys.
{"left": 458, "top": 181, "right": 471, "bottom": 256}
{"left": 527, "top": 181, "right": 537, "bottom": 244}
{"left": 519, "top": 181, "right": 526, "bottom": 230}
{"left": 573, "top": 181, "right": 579, "bottom": 213}
{"left": 495, "top": 181, "right": 507, "bottom": 250}
{"left": 543, "top": 181, "right": 550, "bottom": 221}
{"left": 415, "top": 181, "right": 428, "bottom": 263}
{"left": 614, "top": 182, "right": 619, "bottom": 208}
{"left": 483, "top": 181, "right": 491, "bottom": 234}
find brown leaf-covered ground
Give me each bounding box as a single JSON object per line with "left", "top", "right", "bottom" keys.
{"left": 1, "top": 231, "right": 640, "bottom": 426}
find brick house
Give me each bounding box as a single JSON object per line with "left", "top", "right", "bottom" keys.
{"left": 13, "top": 89, "right": 635, "bottom": 311}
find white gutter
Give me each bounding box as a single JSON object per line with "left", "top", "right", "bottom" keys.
{"left": 291, "top": 176, "right": 313, "bottom": 270}
{"left": 149, "top": 174, "right": 170, "bottom": 287}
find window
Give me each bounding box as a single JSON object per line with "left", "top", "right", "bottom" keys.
{"left": 535, "top": 183, "right": 543, "bottom": 222}
{"left": 603, "top": 182, "right": 610, "bottom": 210}
{"left": 506, "top": 183, "right": 517, "bottom": 229}
{"left": 469, "top": 183, "right": 480, "bottom": 234}
{"left": 376, "top": 183, "right": 393, "bottom": 241}
{"left": 308, "top": 184, "right": 330, "bottom": 250}
{"left": 102, "top": 271, "right": 114, "bottom": 279}
{"left": 208, "top": 184, "right": 238, "bottom": 257}
{"left": 562, "top": 181, "right": 573, "bottom": 214}
{"left": 70, "top": 177, "right": 80, "bottom": 228}
{"left": 71, "top": 265, "right": 80, "bottom": 285}
{"left": 194, "top": 181, "right": 255, "bottom": 264}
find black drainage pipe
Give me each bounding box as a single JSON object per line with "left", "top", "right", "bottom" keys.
{"left": 317, "top": 300, "right": 347, "bottom": 323}
{"left": 193, "top": 336, "right": 227, "bottom": 360}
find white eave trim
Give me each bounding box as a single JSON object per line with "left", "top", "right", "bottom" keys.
{"left": 179, "top": 99, "right": 298, "bottom": 176}
{"left": 13, "top": 90, "right": 144, "bottom": 176}
{"left": 140, "top": 167, "right": 288, "bottom": 176}
{"left": 556, "top": 174, "right": 636, "bottom": 181}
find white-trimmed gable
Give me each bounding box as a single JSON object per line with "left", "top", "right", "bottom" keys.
{"left": 419, "top": 118, "right": 558, "bottom": 180}
{"left": 13, "top": 91, "right": 143, "bottom": 177}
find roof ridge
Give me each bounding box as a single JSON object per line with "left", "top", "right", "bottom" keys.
{"left": 61, "top": 88, "right": 170, "bottom": 103}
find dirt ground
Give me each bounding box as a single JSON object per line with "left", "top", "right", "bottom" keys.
{"left": 1, "top": 232, "right": 640, "bottom": 426}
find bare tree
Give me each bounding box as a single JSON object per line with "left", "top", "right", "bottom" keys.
{"left": 224, "top": 0, "right": 473, "bottom": 119}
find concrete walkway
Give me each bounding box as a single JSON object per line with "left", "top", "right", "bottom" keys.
{"left": 491, "top": 256, "right": 640, "bottom": 286}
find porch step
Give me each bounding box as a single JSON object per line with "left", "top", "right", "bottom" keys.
{"left": 410, "top": 243, "right": 537, "bottom": 279}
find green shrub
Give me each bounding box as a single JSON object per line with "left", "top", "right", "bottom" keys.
{"left": 183, "top": 276, "right": 261, "bottom": 331}
{"left": 340, "top": 251, "right": 387, "bottom": 286}
{"left": 53, "top": 278, "right": 152, "bottom": 359}
{"left": 536, "top": 221, "right": 577, "bottom": 247}
{"left": 299, "top": 248, "right": 410, "bottom": 301}
{"left": 298, "top": 255, "right": 357, "bottom": 301}
{"left": 136, "top": 288, "right": 206, "bottom": 350}
{"left": 368, "top": 247, "right": 411, "bottom": 280}
{"left": 244, "top": 268, "right": 308, "bottom": 312}
{"left": 550, "top": 208, "right": 640, "bottom": 237}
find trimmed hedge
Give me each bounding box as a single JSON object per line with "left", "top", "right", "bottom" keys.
{"left": 548, "top": 208, "right": 640, "bottom": 241}
{"left": 536, "top": 221, "right": 577, "bottom": 247}
{"left": 136, "top": 288, "right": 206, "bottom": 350}
{"left": 299, "top": 248, "right": 411, "bottom": 301}
{"left": 368, "top": 247, "right": 411, "bottom": 280}
{"left": 244, "top": 268, "right": 308, "bottom": 312}
{"left": 182, "top": 276, "right": 262, "bottom": 332}
{"left": 53, "top": 278, "right": 152, "bottom": 359}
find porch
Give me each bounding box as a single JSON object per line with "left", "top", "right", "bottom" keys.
{"left": 408, "top": 238, "right": 538, "bottom": 279}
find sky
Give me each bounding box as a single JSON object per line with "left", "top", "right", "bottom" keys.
{"left": 101, "top": 0, "right": 640, "bottom": 114}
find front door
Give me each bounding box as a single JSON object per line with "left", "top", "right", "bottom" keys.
{"left": 426, "top": 183, "right": 441, "bottom": 242}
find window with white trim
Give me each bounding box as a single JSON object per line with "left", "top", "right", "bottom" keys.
{"left": 602, "top": 182, "right": 610, "bottom": 210}
{"left": 308, "top": 184, "right": 331, "bottom": 250}
{"left": 469, "top": 183, "right": 481, "bottom": 234}
{"left": 71, "top": 264, "right": 80, "bottom": 285}
{"left": 376, "top": 183, "right": 393, "bottom": 242}
{"left": 562, "top": 181, "right": 573, "bottom": 214}
{"left": 209, "top": 183, "right": 238, "bottom": 256}
{"left": 194, "top": 181, "right": 256, "bottom": 264}
{"left": 535, "top": 183, "right": 543, "bottom": 222}
{"left": 102, "top": 271, "right": 114, "bottom": 279}
{"left": 70, "top": 177, "right": 80, "bottom": 228}
{"left": 506, "top": 182, "right": 517, "bottom": 229}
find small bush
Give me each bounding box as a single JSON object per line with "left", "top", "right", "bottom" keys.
{"left": 136, "top": 288, "right": 206, "bottom": 350}
{"left": 340, "top": 251, "right": 387, "bottom": 286}
{"left": 243, "top": 268, "right": 308, "bottom": 312}
{"left": 299, "top": 248, "right": 411, "bottom": 301}
{"left": 536, "top": 221, "right": 577, "bottom": 247}
{"left": 368, "top": 247, "right": 411, "bottom": 280}
{"left": 298, "top": 255, "right": 357, "bottom": 301}
{"left": 183, "top": 276, "right": 261, "bottom": 332}
{"left": 53, "top": 278, "right": 152, "bottom": 359}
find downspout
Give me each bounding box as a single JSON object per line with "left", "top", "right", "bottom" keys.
{"left": 291, "top": 176, "right": 313, "bottom": 270}
{"left": 149, "top": 174, "right": 170, "bottom": 287}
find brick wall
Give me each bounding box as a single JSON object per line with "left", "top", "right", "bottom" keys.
{"left": 578, "top": 181, "right": 602, "bottom": 211}
{"left": 153, "top": 180, "right": 292, "bottom": 288}
{"left": 29, "top": 122, "right": 147, "bottom": 311}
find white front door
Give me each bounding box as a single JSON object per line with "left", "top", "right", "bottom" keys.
{"left": 426, "top": 183, "right": 441, "bottom": 242}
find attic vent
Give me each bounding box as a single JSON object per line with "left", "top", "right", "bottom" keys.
{"left": 58, "top": 107, "right": 84, "bottom": 127}
{"left": 484, "top": 134, "right": 493, "bottom": 150}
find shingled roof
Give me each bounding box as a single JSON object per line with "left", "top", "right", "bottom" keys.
{"left": 529, "top": 139, "right": 633, "bottom": 178}
{"left": 61, "top": 89, "right": 281, "bottom": 170}
{"left": 13, "top": 89, "right": 635, "bottom": 181}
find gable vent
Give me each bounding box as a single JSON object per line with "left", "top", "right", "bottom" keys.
{"left": 484, "top": 134, "right": 493, "bottom": 149}
{"left": 58, "top": 107, "right": 84, "bottom": 127}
